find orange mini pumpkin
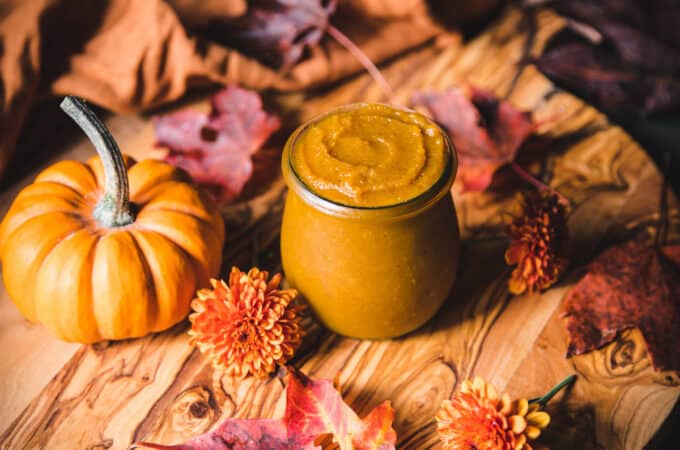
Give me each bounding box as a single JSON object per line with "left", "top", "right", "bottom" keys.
{"left": 0, "top": 97, "right": 225, "bottom": 343}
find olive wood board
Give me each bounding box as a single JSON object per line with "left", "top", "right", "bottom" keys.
{"left": 1, "top": 6, "right": 679, "bottom": 450}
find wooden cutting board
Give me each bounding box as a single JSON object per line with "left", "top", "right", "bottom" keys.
{"left": 1, "top": 6, "right": 679, "bottom": 450}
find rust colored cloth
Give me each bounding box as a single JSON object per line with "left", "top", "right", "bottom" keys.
{"left": 0, "top": 0, "right": 445, "bottom": 180}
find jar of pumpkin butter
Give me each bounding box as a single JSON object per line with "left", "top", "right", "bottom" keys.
{"left": 281, "top": 103, "right": 459, "bottom": 339}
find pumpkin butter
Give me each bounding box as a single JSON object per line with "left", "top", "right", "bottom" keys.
{"left": 281, "top": 103, "right": 460, "bottom": 339}
{"left": 290, "top": 103, "right": 448, "bottom": 207}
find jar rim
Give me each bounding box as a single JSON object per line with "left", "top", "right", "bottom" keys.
{"left": 282, "top": 103, "right": 457, "bottom": 219}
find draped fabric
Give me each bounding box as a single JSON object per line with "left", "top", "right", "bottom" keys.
{"left": 0, "top": 0, "right": 457, "bottom": 179}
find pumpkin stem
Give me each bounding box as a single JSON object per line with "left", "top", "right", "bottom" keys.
{"left": 60, "top": 96, "right": 134, "bottom": 227}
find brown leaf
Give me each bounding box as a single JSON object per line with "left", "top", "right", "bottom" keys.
{"left": 153, "top": 86, "right": 280, "bottom": 205}
{"left": 206, "top": 0, "right": 338, "bottom": 69}
{"left": 562, "top": 238, "right": 680, "bottom": 372}
{"left": 131, "top": 367, "right": 397, "bottom": 449}
{"left": 411, "top": 87, "right": 534, "bottom": 192}
{"left": 531, "top": 0, "right": 680, "bottom": 116}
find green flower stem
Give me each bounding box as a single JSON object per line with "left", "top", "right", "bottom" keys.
{"left": 529, "top": 374, "right": 576, "bottom": 407}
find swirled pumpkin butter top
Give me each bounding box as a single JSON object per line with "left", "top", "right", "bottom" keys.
{"left": 290, "top": 103, "right": 449, "bottom": 207}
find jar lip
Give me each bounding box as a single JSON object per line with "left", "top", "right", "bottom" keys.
{"left": 282, "top": 103, "right": 457, "bottom": 218}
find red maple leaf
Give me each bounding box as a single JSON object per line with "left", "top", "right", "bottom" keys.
{"left": 411, "top": 87, "right": 534, "bottom": 192}
{"left": 215, "top": 0, "right": 338, "bottom": 69}
{"left": 153, "top": 86, "right": 280, "bottom": 205}
{"left": 562, "top": 238, "right": 680, "bottom": 373}
{"left": 131, "top": 367, "right": 397, "bottom": 449}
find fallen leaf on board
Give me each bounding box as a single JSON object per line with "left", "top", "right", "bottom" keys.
{"left": 215, "top": 0, "right": 338, "bottom": 69}
{"left": 551, "top": 0, "right": 680, "bottom": 73}
{"left": 562, "top": 238, "right": 680, "bottom": 372}
{"left": 531, "top": 0, "right": 680, "bottom": 116}
{"left": 131, "top": 366, "right": 397, "bottom": 449}
{"left": 411, "top": 87, "right": 534, "bottom": 192}
{"left": 153, "top": 86, "right": 280, "bottom": 205}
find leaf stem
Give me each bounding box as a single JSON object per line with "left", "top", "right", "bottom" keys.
{"left": 511, "top": 161, "right": 570, "bottom": 205}
{"left": 529, "top": 374, "right": 576, "bottom": 407}
{"left": 326, "top": 25, "right": 395, "bottom": 103}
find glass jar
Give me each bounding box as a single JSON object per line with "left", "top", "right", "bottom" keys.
{"left": 280, "top": 104, "right": 459, "bottom": 339}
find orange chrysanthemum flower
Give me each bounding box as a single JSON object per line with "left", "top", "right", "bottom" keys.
{"left": 437, "top": 377, "right": 551, "bottom": 450}
{"left": 505, "top": 190, "right": 569, "bottom": 295}
{"left": 189, "top": 267, "right": 304, "bottom": 378}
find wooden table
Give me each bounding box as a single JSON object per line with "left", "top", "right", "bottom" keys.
{"left": 1, "top": 7, "right": 679, "bottom": 450}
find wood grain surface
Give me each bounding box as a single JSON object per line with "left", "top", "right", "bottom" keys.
{"left": 1, "top": 6, "right": 679, "bottom": 450}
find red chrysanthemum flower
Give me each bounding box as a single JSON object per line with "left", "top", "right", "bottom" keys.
{"left": 437, "top": 377, "right": 550, "bottom": 450}
{"left": 188, "top": 267, "right": 304, "bottom": 378}
{"left": 505, "top": 190, "right": 569, "bottom": 295}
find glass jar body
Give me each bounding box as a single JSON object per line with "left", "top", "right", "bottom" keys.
{"left": 280, "top": 188, "right": 459, "bottom": 339}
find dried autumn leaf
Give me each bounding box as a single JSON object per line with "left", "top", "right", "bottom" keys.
{"left": 153, "top": 86, "right": 280, "bottom": 205}
{"left": 551, "top": 0, "right": 680, "bottom": 73}
{"left": 562, "top": 238, "right": 680, "bottom": 372}
{"left": 131, "top": 367, "right": 396, "bottom": 450}
{"left": 214, "top": 0, "right": 338, "bottom": 69}
{"left": 531, "top": 0, "right": 680, "bottom": 115}
{"left": 411, "top": 87, "right": 534, "bottom": 192}
{"left": 196, "top": 1, "right": 396, "bottom": 99}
